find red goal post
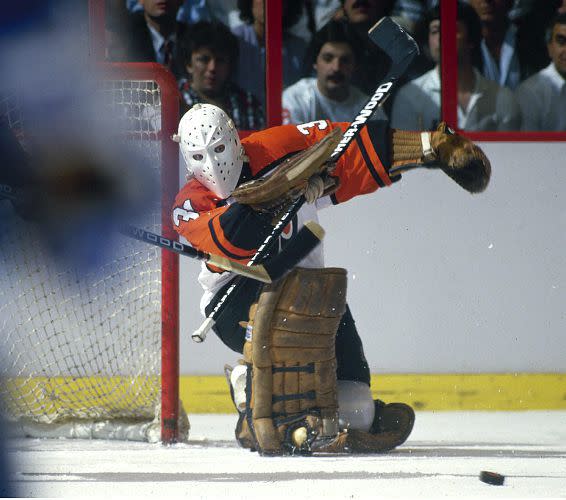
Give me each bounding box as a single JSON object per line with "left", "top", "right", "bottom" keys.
{"left": 87, "top": 0, "right": 182, "bottom": 443}
{"left": 94, "top": 62, "right": 182, "bottom": 444}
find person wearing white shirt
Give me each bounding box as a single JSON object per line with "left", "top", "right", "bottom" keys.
{"left": 468, "top": 0, "right": 521, "bottom": 89}
{"left": 515, "top": 14, "right": 566, "bottom": 131}
{"left": 391, "top": 2, "right": 521, "bottom": 131}
{"left": 468, "top": 0, "right": 550, "bottom": 90}
{"left": 283, "top": 20, "right": 386, "bottom": 124}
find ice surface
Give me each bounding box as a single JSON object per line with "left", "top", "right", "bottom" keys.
{"left": 7, "top": 411, "right": 566, "bottom": 498}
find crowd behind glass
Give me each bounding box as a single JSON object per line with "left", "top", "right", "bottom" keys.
{"left": 105, "top": 0, "right": 566, "bottom": 132}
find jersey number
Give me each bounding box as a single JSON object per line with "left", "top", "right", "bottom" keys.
{"left": 173, "top": 199, "right": 199, "bottom": 226}
{"left": 297, "top": 120, "right": 328, "bottom": 135}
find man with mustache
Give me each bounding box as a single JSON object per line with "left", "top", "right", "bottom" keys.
{"left": 283, "top": 20, "right": 386, "bottom": 124}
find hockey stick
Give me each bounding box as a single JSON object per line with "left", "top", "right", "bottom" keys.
{"left": 0, "top": 183, "right": 324, "bottom": 284}
{"left": 191, "top": 198, "right": 301, "bottom": 341}
{"left": 122, "top": 221, "right": 323, "bottom": 284}
{"left": 191, "top": 16, "right": 419, "bottom": 342}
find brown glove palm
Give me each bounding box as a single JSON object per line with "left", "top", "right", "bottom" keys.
{"left": 430, "top": 123, "right": 491, "bottom": 193}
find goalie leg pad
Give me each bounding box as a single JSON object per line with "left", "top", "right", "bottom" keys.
{"left": 243, "top": 267, "right": 347, "bottom": 455}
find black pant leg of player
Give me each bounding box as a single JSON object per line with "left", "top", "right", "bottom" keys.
{"left": 335, "top": 305, "right": 371, "bottom": 386}
{"left": 204, "top": 278, "right": 262, "bottom": 353}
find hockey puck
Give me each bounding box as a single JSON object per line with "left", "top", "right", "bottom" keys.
{"left": 479, "top": 471, "right": 505, "bottom": 485}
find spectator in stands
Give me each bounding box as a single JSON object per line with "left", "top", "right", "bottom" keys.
{"left": 391, "top": 2, "right": 521, "bottom": 131}
{"left": 335, "top": 0, "right": 433, "bottom": 95}
{"left": 293, "top": 3, "right": 319, "bottom": 43}
{"left": 468, "top": 0, "right": 548, "bottom": 89}
{"left": 332, "top": 0, "right": 394, "bottom": 94}
{"left": 177, "top": 22, "right": 264, "bottom": 130}
{"left": 515, "top": 14, "right": 566, "bottom": 130}
{"left": 390, "top": 0, "right": 439, "bottom": 35}
{"left": 283, "top": 21, "right": 386, "bottom": 124}
{"left": 509, "top": 0, "right": 566, "bottom": 20}
{"left": 315, "top": 0, "right": 437, "bottom": 33}
{"left": 119, "top": 0, "right": 186, "bottom": 77}
{"left": 126, "top": 0, "right": 241, "bottom": 28}
{"left": 231, "top": 0, "right": 307, "bottom": 107}
{"left": 336, "top": 0, "right": 394, "bottom": 29}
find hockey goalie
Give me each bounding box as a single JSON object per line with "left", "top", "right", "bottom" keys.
{"left": 172, "top": 103, "right": 490, "bottom": 455}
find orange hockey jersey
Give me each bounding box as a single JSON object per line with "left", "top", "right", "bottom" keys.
{"left": 172, "top": 120, "right": 394, "bottom": 312}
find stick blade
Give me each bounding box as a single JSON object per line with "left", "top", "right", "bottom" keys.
{"left": 367, "top": 17, "right": 419, "bottom": 77}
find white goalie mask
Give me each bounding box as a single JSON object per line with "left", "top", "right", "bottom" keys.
{"left": 173, "top": 104, "right": 246, "bottom": 199}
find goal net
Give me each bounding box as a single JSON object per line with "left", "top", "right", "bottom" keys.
{"left": 0, "top": 63, "right": 186, "bottom": 443}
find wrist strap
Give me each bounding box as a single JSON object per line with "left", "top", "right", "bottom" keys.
{"left": 421, "top": 132, "right": 435, "bottom": 162}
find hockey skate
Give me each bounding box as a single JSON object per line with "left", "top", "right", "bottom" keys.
{"left": 353, "top": 399, "right": 415, "bottom": 452}
{"left": 314, "top": 399, "right": 415, "bottom": 454}
{"left": 225, "top": 363, "right": 414, "bottom": 454}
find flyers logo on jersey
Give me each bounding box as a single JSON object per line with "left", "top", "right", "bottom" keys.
{"left": 281, "top": 222, "right": 293, "bottom": 238}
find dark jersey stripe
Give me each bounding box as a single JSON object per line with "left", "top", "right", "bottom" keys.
{"left": 217, "top": 203, "right": 274, "bottom": 253}
{"left": 366, "top": 121, "right": 391, "bottom": 170}
{"left": 208, "top": 216, "right": 250, "bottom": 261}
{"left": 356, "top": 135, "right": 385, "bottom": 188}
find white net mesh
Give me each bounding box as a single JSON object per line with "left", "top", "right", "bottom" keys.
{"left": 0, "top": 78, "right": 183, "bottom": 442}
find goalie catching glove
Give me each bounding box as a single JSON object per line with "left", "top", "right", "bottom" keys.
{"left": 231, "top": 127, "right": 342, "bottom": 212}
{"left": 390, "top": 122, "right": 491, "bottom": 193}
{"left": 429, "top": 122, "right": 491, "bottom": 193}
